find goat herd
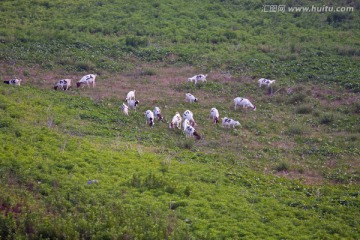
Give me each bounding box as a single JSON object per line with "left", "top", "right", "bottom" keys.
{"left": 3, "top": 74, "right": 276, "bottom": 141}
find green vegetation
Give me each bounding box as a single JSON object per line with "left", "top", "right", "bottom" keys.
{"left": 1, "top": 0, "right": 360, "bottom": 90}
{"left": 0, "top": 0, "right": 359, "bottom": 239}
{"left": 0, "top": 83, "right": 359, "bottom": 239}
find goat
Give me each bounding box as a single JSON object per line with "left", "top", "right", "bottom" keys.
{"left": 183, "top": 110, "right": 196, "bottom": 127}
{"left": 121, "top": 103, "right": 129, "bottom": 116}
{"left": 183, "top": 119, "right": 190, "bottom": 132}
{"left": 77, "top": 74, "right": 96, "bottom": 88}
{"left": 185, "top": 93, "right": 198, "bottom": 103}
{"left": 153, "top": 107, "right": 164, "bottom": 121}
{"left": 127, "top": 100, "right": 139, "bottom": 111}
{"left": 234, "top": 97, "right": 256, "bottom": 111}
{"left": 54, "top": 79, "right": 71, "bottom": 91}
{"left": 188, "top": 74, "right": 207, "bottom": 84}
{"left": 4, "top": 79, "right": 21, "bottom": 86}
{"left": 183, "top": 118, "right": 201, "bottom": 140}
{"left": 209, "top": 108, "right": 219, "bottom": 124}
{"left": 125, "top": 90, "right": 136, "bottom": 101}
{"left": 222, "top": 117, "right": 241, "bottom": 128}
{"left": 144, "top": 110, "right": 155, "bottom": 127}
{"left": 258, "top": 78, "right": 276, "bottom": 87}
{"left": 169, "top": 112, "right": 182, "bottom": 129}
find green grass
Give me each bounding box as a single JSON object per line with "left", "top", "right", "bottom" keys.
{"left": 0, "top": 74, "right": 359, "bottom": 239}
{"left": 1, "top": 0, "right": 360, "bottom": 238}
{"left": 1, "top": 0, "right": 360, "bottom": 91}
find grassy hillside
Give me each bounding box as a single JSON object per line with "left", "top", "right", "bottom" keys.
{"left": 0, "top": 82, "right": 359, "bottom": 239}
{"left": 1, "top": 0, "right": 360, "bottom": 91}
{"left": 1, "top": 0, "right": 360, "bottom": 239}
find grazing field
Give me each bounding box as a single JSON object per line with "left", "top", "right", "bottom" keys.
{"left": 0, "top": 0, "right": 360, "bottom": 239}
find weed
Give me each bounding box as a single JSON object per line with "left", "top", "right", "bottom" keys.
{"left": 295, "top": 105, "right": 313, "bottom": 114}
{"left": 319, "top": 114, "right": 334, "bottom": 125}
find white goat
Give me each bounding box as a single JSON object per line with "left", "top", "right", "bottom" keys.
{"left": 169, "top": 112, "right": 182, "bottom": 129}
{"left": 125, "top": 90, "right": 136, "bottom": 101}
{"left": 185, "top": 93, "right": 198, "bottom": 103}
{"left": 209, "top": 108, "right": 220, "bottom": 124}
{"left": 188, "top": 74, "right": 207, "bottom": 84}
{"left": 153, "top": 107, "right": 164, "bottom": 121}
{"left": 144, "top": 110, "right": 155, "bottom": 127}
{"left": 183, "top": 119, "right": 190, "bottom": 132}
{"left": 234, "top": 97, "right": 256, "bottom": 111}
{"left": 183, "top": 119, "right": 201, "bottom": 140}
{"left": 77, "top": 74, "right": 96, "bottom": 88}
{"left": 183, "top": 110, "right": 196, "bottom": 127}
{"left": 222, "top": 117, "right": 241, "bottom": 128}
{"left": 4, "top": 79, "right": 21, "bottom": 86}
{"left": 121, "top": 103, "right": 129, "bottom": 116}
{"left": 54, "top": 79, "right": 71, "bottom": 91}
{"left": 258, "top": 78, "right": 276, "bottom": 87}
{"left": 127, "top": 100, "right": 139, "bottom": 111}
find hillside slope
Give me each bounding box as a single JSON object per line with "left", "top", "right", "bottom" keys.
{"left": 1, "top": 0, "right": 360, "bottom": 238}
{"left": 0, "top": 67, "right": 359, "bottom": 238}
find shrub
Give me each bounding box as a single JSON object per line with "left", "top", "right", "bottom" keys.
{"left": 319, "top": 114, "right": 334, "bottom": 125}
{"left": 295, "top": 105, "right": 312, "bottom": 114}
{"left": 287, "top": 93, "right": 308, "bottom": 105}
{"left": 275, "top": 161, "right": 290, "bottom": 172}
{"left": 286, "top": 125, "right": 304, "bottom": 135}
{"left": 125, "top": 36, "right": 149, "bottom": 48}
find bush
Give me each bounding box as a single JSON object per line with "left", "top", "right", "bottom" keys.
{"left": 295, "top": 105, "right": 312, "bottom": 114}
{"left": 286, "top": 125, "right": 304, "bottom": 135}
{"left": 287, "top": 93, "right": 308, "bottom": 105}
{"left": 319, "top": 114, "right": 334, "bottom": 125}
{"left": 125, "top": 36, "right": 149, "bottom": 48}
{"left": 275, "top": 161, "right": 290, "bottom": 172}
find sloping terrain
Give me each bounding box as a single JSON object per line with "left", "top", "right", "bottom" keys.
{"left": 0, "top": 0, "right": 359, "bottom": 239}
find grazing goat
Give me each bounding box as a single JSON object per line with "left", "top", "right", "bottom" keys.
{"left": 127, "top": 100, "right": 139, "bottom": 111}
{"left": 121, "top": 103, "right": 129, "bottom": 116}
{"left": 183, "top": 110, "right": 196, "bottom": 127}
{"left": 125, "top": 90, "right": 136, "bottom": 101}
{"left": 77, "top": 74, "right": 96, "bottom": 88}
{"left": 153, "top": 107, "right": 164, "bottom": 121}
{"left": 209, "top": 108, "right": 219, "bottom": 124}
{"left": 185, "top": 93, "right": 198, "bottom": 103}
{"left": 144, "top": 110, "right": 155, "bottom": 127}
{"left": 234, "top": 97, "right": 256, "bottom": 111}
{"left": 169, "top": 112, "right": 182, "bottom": 129}
{"left": 222, "top": 117, "right": 241, "bottom": 128}
{"left": 4, "top": 79, "right": 21, "bottom": 86}
{"left": 183, "top": 119, "right": 201, "bottom": 140}
{"left": 258, "top": 78, "right": 276, "bottom": 87}
{"left": 188, "top": 74, "right": 207, "bottom": 84}
{"left": 183, "top": 119, "right": 190, "bottom": 132}
{"left": 54, "top": 79, "right": 71, "bottom": 91}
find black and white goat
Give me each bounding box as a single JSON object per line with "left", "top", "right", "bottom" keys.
{"left": 77, "top": 74, "right": 96, "bottom": 88}
{"left": 258, "top": 78, "right": 276, "bottom": 87}
{"left": 188, "top": 74, "right": 207, "bottom": 84}
{"left": 210, "top": 108, "right": 219, "bottom": 124}
{"left": 169, "top": 112, "right": 182, "bottom": 129}
{"left": 4, "top": 79, "right": 21, "bottom": 86}
{"left": 183, "top": 118, "right": 201, "bottom": 140}
{"left": 54, "top": 79, "right": 71, "bottom": 90}
{"left": 144, "top": 110, "right": 155, "bottom": 127}
{"left": 185, "top": 93, "right": 198, "bottom": 103}
{"left": 183, "top": 110, "right": 196, "bottom": 127}
{"left": 222, "top": 117, "right": 241, "bottom": 128}
{"left": 127, "top": 100, "right": 139, "bottom": 111}
{"left": 153, "top": 107, "right": 164, "bottom": 121}
{"left": 234, "top": 97, "right": 256, "bottom": 111}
